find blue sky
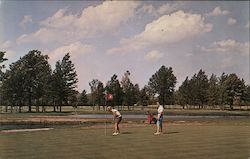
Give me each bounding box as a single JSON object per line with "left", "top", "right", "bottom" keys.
{"left": 0, "top": 1, "right": 249, "bottom": 92}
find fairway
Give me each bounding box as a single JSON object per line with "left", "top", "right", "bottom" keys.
{"left": 0, "top": 119, "right": 250, "bottom": 159}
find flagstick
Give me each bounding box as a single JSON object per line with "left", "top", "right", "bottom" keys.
{"left": 105, "top": 113, "right": 107, "bottom": 136}
{"left": 105, "top": 99, "right": 107, "bottom": 136}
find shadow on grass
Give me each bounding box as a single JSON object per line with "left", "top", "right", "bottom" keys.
{"left": 121, "top": 132, "right": 133, "bottom": 134}
{"left": 163, "top": 131, "right": 179, "bottom": 135}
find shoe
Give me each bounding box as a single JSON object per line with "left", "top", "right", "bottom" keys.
{"left": 112, "top": 132, "right": 118, "bottom": 136}
{"left": 154, "top": 132, "right": 161, "bottom": 135}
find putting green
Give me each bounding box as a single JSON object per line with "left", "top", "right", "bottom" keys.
{"left": 0, "top": 120, "right": 249, "bottom": 159}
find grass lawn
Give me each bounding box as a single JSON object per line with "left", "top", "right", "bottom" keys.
{"left": 0, "top": 119, "right": 250, "bottom": 159}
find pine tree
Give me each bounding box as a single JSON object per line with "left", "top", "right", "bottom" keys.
{"left": 0, "top": 51, "right": 7, "bottom": 81}
{"left": 139, "top": 86, "right": 150, "bottom": 107}
{"left": 148, "top": 66, "right": 177, "bottom": 106}
{"left": 207, "top": 74, "right": 220, "bottom": 107}
{"left": 2, "top": 50, "right": 51, "bottom": 112}
{"left": 223, "top": 74, "right": 245, "bottom": 109}
{"left": 176, "top": 77, "right": 190, "bottom": 108}
{"left": 121, "top": 71, "right": 137, "bottom": 110}
{"left": 0, "top": 51, "right": 7, "bottom": 108}
{"left": 106, "top": 74, "right": 123, "bottom": 107}
{"left": 51, "top": 53, "right": 78, "bottom": 112}
{"left": 79, "top": 90, "right": 88, "bottom": 105}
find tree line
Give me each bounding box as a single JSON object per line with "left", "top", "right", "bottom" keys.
{"left": 0, "top": 50, "right": 249, "bottom": 112}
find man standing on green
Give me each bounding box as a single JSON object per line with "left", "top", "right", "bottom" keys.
{"left": 154, "top": 102, "right": 164, "bottom": 135}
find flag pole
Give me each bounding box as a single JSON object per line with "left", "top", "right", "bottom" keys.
{"left": 105, "top": 98, "right": 107, "bottom": 136}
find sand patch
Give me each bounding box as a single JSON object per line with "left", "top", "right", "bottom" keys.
{"left": 1, "top": 128, "right": 53, "bottom": 133}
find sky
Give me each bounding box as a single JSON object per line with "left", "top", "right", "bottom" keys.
{"left": 0, "top": 1, "right": 249, "bottom": 93}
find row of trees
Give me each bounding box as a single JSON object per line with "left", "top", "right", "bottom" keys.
{"left": 0, "top": 51, "right": 77, "bottom": 112}
{"left": 0, "top": 50, "right": 250, "bottom": 112}
{"left": 87, "top": 66, "right": 177, "bottom": 110}
{"left": 175, "top": 70, "right": 250, "bottom": 109}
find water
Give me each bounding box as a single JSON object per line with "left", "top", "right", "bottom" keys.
{"left": 1, "top": 114, "right": 248, "bottom": 131}
{"left": 71, "top": 114, "right": 249, "bottom": 119}
{"left": 0, "top": 124, "right": 50, "bottom": 130}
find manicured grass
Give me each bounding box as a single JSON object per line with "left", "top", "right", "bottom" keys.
{"left": 0, "top": 120, "right": 249, "bottom": 159}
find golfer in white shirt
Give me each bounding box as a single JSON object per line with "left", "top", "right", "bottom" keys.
{"left": 154, "top": 102, "right": 164, "bottom": 135}
{"left": 107, "top": 106, "right": 122, "bottom": 136}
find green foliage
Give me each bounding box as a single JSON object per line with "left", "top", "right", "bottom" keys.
{"left": 241, "top": 85, "right": 250, "bottom": 105}
{"left": 61, "top": 53, "right": 78, "bottom": 95}
{"left": 218, "top": 72, "right": 228, "bottom": 106}
{"left": 89, "top": 79, "right": 105, "bottom": 106}
{"left": 223, "top": 74, "right": 245, "bottom": 109}
{"left": 193, "top": 69, "right": 209, "bottom": 107}
{"left": 176, "top": 77, "right": 190, "bottom": 106}
{"left": 51, "top": 53, "right": 78, "bottom": 107}
{"left": 1, "top": 50, "right": 249, "bottom": 110}
{"left": 51, "top": 61, "right": 65, "bottom": 105}
{"left": 138, "top": 86, "right": 150, "bottom": 106}
{"left": 79, "top": 90, "right": 88, "bottom": 105}
{"left": 176, "top": 71, "right": 247, "bottom": 109}
{"left": 105, "top": 74, "right": 123, "bottom": 106}
{"left": 177, "top": 70, "right": 210, "bottom": 107}
{"left": 121, "top": 71, "right": 138, "bottom": 106}
{"left": 148, "top": 65, "right": 177, "bottom": 106}
{"left": 96, "top": 82, "right": 105, "bottom": 106}
{"left": 2, "top": 50, "right": 51, "bottom": 110}
{"left": 0, "top": 51, "right": 8, "bottom": 81}
{"left": 207, "top": 74, "right": 220, "bottom": 106}
{"left": 0, "top": 51, "right": 7, "bottom": 106}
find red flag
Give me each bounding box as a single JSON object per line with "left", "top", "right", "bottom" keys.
{"left": 107, "top": 93, "right": 113, "bottom": 101}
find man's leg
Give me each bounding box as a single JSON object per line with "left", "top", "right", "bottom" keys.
{"left": 117, "top": 117, "right": 122, "bottom": 133}
{"left": 159, "top": 116, "right": 163, "bottom": 133}
{"left": 114, "top": 123, "right": 118, "bottom": 133}
{"left": 154, "top": 120, "right": 160, "bottom": 135}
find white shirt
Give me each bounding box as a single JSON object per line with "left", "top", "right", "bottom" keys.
{"left": 158, "top": 105, "right": 164, "bottom": 115}
{"left": 111, "top": 109, "right": 122, "bottom": 117}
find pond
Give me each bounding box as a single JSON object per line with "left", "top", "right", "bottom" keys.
{"left": 71, "top": 114, "right": 249, "bottom": 119}
{"left": 0, "top": 124, "right": 50, "bottom": 131}
{"left": 1, "top": 114, "right": 248, "bottom": 131}
{"left": 0, "top": 123, "right": 94, "bottom": 131}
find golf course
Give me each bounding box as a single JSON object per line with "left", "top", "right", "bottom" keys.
{"left": 0, "top": 112, "right": 249, "bottom": 159}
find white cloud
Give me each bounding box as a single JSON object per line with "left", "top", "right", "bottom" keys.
{"left": 228, "top": 17, "right": 237, "bottom": 25}
{"left": 0, "top": 40, "right": 16, "bottom": 59}
{"left": 144, "top": 50, "right": 163, "bottom": 61}
{"left": 0, "top": 40, "right": 13, "bottom": 50}
{"left": 138, "top": 2, "right": 185, "bottom": 17}
{"left": 19, "top": 15, "right": 33, "bottom": 28}
{"left": 40, "top": 9, "right": 74, "bottom": 29}
{"left": 207, "top": 6, "right": 230, "bottom": 17}
{"left": 157, "top": 3, "right": 181, "bottom": 15}
{"left": 47, "top": 41, "right": 95, "bottom": 61}
{"left": 4, "top": 50, "right": 16, "bottom": 59}
{"left": 16, "top": 1, "right": 140, "bottom": 44}
{"left": 197, "top": 39, "right": 249, "bottom": 56}
{"left": 107, "top": 10, "right": 212, "bottom": 54}
{"left": 75, "top": 1, "right": 139, "bottom": 35}
{"left": 16, "top": 28, "right": 63, "bottom": 44}
{"left": 140, "top": 11, "right": 212, "bottom": 43}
